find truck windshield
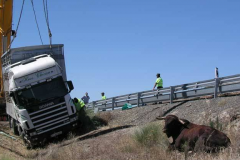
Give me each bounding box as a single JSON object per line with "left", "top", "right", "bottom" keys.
{"left": 15, "top": 77, "right": 68, "bottom": 107}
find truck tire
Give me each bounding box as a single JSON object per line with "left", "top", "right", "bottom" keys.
{"left": 8, "top": 116, "right": 12, "bottom": 128}
{"left": 20, "top": 132, "right": 32, "bottom": 149}
{"left": 11, "top": 118, "right": 19, "bottom": 136}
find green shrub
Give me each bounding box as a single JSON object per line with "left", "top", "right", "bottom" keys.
{"left": 132, "top": 123, "right": 167, "bottom": 147}
{"left": 91, "top": 116, "right": 108, "bottom": 127}
{"left": 209, "top": 116, "right": 223, "bottom": 131}
{"left": 91, "top": 112, "right": 113, "bottom": 127}
{"left": 85, "top": 108, "right": 95, "bottom": 118}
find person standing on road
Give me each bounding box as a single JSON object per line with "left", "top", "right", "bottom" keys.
{"left": 101, "top": 92, "right": 106, "bottom": 100}
{"left": 153, "top": 73, "right": 163, "bottom": 90}
{"left": 81, "top": 92, "right": 90, "bottom": 104}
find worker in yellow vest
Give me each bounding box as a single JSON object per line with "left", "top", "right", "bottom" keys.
{"left": 101, "top": 92, "right": 107, "bottom": 111}
{"left": 101, "top": 92, "right": 106, "bottom": 100}
{"left": 153, "top": 73, "right": 163, "bottom": 90}
{"left": 73, "top": 97, "right": 92, "bottom": 130}
{"left": 73, "top": 98, "right": 85, "bottom": 112}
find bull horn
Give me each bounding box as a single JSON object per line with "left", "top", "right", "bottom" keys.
{"left": 168, "top": 136, "right": 174, "bottom": 144}
{"left": 179, "top": 119, "right": 185, "bottom": 125}
{"left": 156, "top": 116, "right": 166, "bottom": 120}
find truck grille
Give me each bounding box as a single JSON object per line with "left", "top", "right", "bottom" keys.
{"left": 29, "top": 102, "right": 70, "bottom": 134}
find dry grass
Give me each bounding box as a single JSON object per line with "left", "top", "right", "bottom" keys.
{"left": 91, "top": 112, "right": 114, "bottom": 127}
{"left": 218, "top": 99, "right": 227, "bottom": 107}
{"left": 2, "top": 96, "right": 240, "bottom": 160}
{"left": 97, "top": 112, "right": 114, "bottom": 123}
{"left": 119, "top": 120, "right": 240, "bottom": 160}
{"left": 132, "top": 123, "right": 168, "bottom": 147}
{"left": 0, "top": 156, "right": 15, "bottom": 160}
{"left": 3, "top": 127, "right": 240, "bottom": 160}
{"left": 117, "top": 127, "right": 240, "bottom": 160}
{"left": 36, "top": 121, "right": 240, "bottom": 160}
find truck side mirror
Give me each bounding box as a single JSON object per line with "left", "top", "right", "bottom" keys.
{"left": 67, "top": 81, "right": 74, "bottom": 92}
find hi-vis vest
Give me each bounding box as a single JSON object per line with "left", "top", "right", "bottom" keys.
{"left": 74, "top": 98, "right": 85, "bottom": 111}
{"left": 102, "top": 96, "right": 106, "bottom": 100}
{"left": 156, "top": 77, "right": 163, "bottom": 87}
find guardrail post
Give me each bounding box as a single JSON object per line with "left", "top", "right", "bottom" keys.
{"left": 94, "top": 107, "right": 98, "bottom": 113}
{"left": 92, "top": 101, "right": 98, "bottom": 113}
{"left": 137, "top": 92, "right": 141, "bottom": 107}
{"left": 93, "top": 101, "right": 96, "bottom": 108}
{"left": 126, "top": 95, "right": 129, "bottom": 103}
{"left": 102, "top": 102, "right": 106, "bottom": 111}
{"left": 170, "top": 86, "right": 174, "bottom": 104}
{"left": 194, "top": 83, "right": 198, "bottom": 93}
{"left": 214, "top": 78, "right": 220, "bottom": 99}
{"left": 182, "top": 84, "right": 187, "bottom": 98}
{"left": 112, "top": 98, "right": 115, "bottom": 110}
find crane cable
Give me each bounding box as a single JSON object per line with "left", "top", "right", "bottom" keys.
{"left": 30, "top": 0, "right": 43, "bottom": 45}
{"left": 8, "top": 0, "right": 25, "bottom": 50}
{"left": 43, "top": 0, "right": 52, "bottom": 48}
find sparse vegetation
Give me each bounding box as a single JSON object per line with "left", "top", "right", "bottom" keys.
{"left": 0, "top": 156, "right": 15, "bottom": 160}
{"left": 91, "top": 112, "right": 113, "bottom": 127}
{"left": 85, "top": 108, "right": 95, "bottom": 118}
{"left": 1, "top": 96, "right": 240, "bottom": 160}
{"left": 209, "top": 116, "right": 223, "bottom": 131}
{"left": 132, "top": 123, "right": 168, "bottom": 148}
{"left": 218, "top": 99, "right": 227, "bottom": 107}
{"left": 97, "top": 112, "right": 113, "bottom": 123}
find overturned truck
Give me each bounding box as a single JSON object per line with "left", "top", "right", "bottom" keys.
{"left": 1, "top": 44, "right": 78, "bottom": 147}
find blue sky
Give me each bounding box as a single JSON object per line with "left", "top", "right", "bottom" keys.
{"left": 11, "top": 0, "right": 240, "bottom": 101}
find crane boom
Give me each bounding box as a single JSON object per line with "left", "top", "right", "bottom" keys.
{"left": 0, "top": 0, "right": 13, "bottom": 97}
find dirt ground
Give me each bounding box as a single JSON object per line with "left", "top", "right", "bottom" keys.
{"left": 1, "top": 95, "right": 240, "bottom": 160}
{"left": 108, "top": 95, "right": 240, "bottom": 127}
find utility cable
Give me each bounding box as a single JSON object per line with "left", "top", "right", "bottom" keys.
{"left": 43, "top": 0, "right": 52, "bottom": 48}
{"left": 8, "top": 0, "right": 25, "bottom": 49}
{"left": 30, "top": 0, "right": 43, "bottom": 45}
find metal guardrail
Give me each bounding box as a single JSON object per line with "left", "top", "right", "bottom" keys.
{"left": 86, "top": 74, "right": 240, "bottom": 112}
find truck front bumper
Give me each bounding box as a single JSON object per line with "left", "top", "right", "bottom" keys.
{"left": 26, "top": 115, "right": 78, "bottom": 145}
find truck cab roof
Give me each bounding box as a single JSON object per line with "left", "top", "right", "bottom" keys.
{"left": 10, "top": 55, "right": 56, "bottom": 79}
{"left": 8, "top": 55, "right": 61, "bottom": 90}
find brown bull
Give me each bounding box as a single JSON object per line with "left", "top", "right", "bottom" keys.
{"left": 157, "top": 115, "right": 231, "bottom": 152}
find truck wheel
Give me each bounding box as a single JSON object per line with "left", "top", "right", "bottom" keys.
{"left": 11, "top": 119, "right": 19, "bottom": 136}
{"left": 20, "top": 132, "right": 32, "bottom": 149}
{"left": 8, "top": 116, "right": 12, "bottom": 128}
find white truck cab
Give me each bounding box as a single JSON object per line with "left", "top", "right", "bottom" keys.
{"left": 1, "top": 45, "right": 78, "bottom": 146}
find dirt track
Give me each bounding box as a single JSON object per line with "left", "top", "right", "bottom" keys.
{"left": 1, "top": 95, "right": 240, "bottom": 159}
